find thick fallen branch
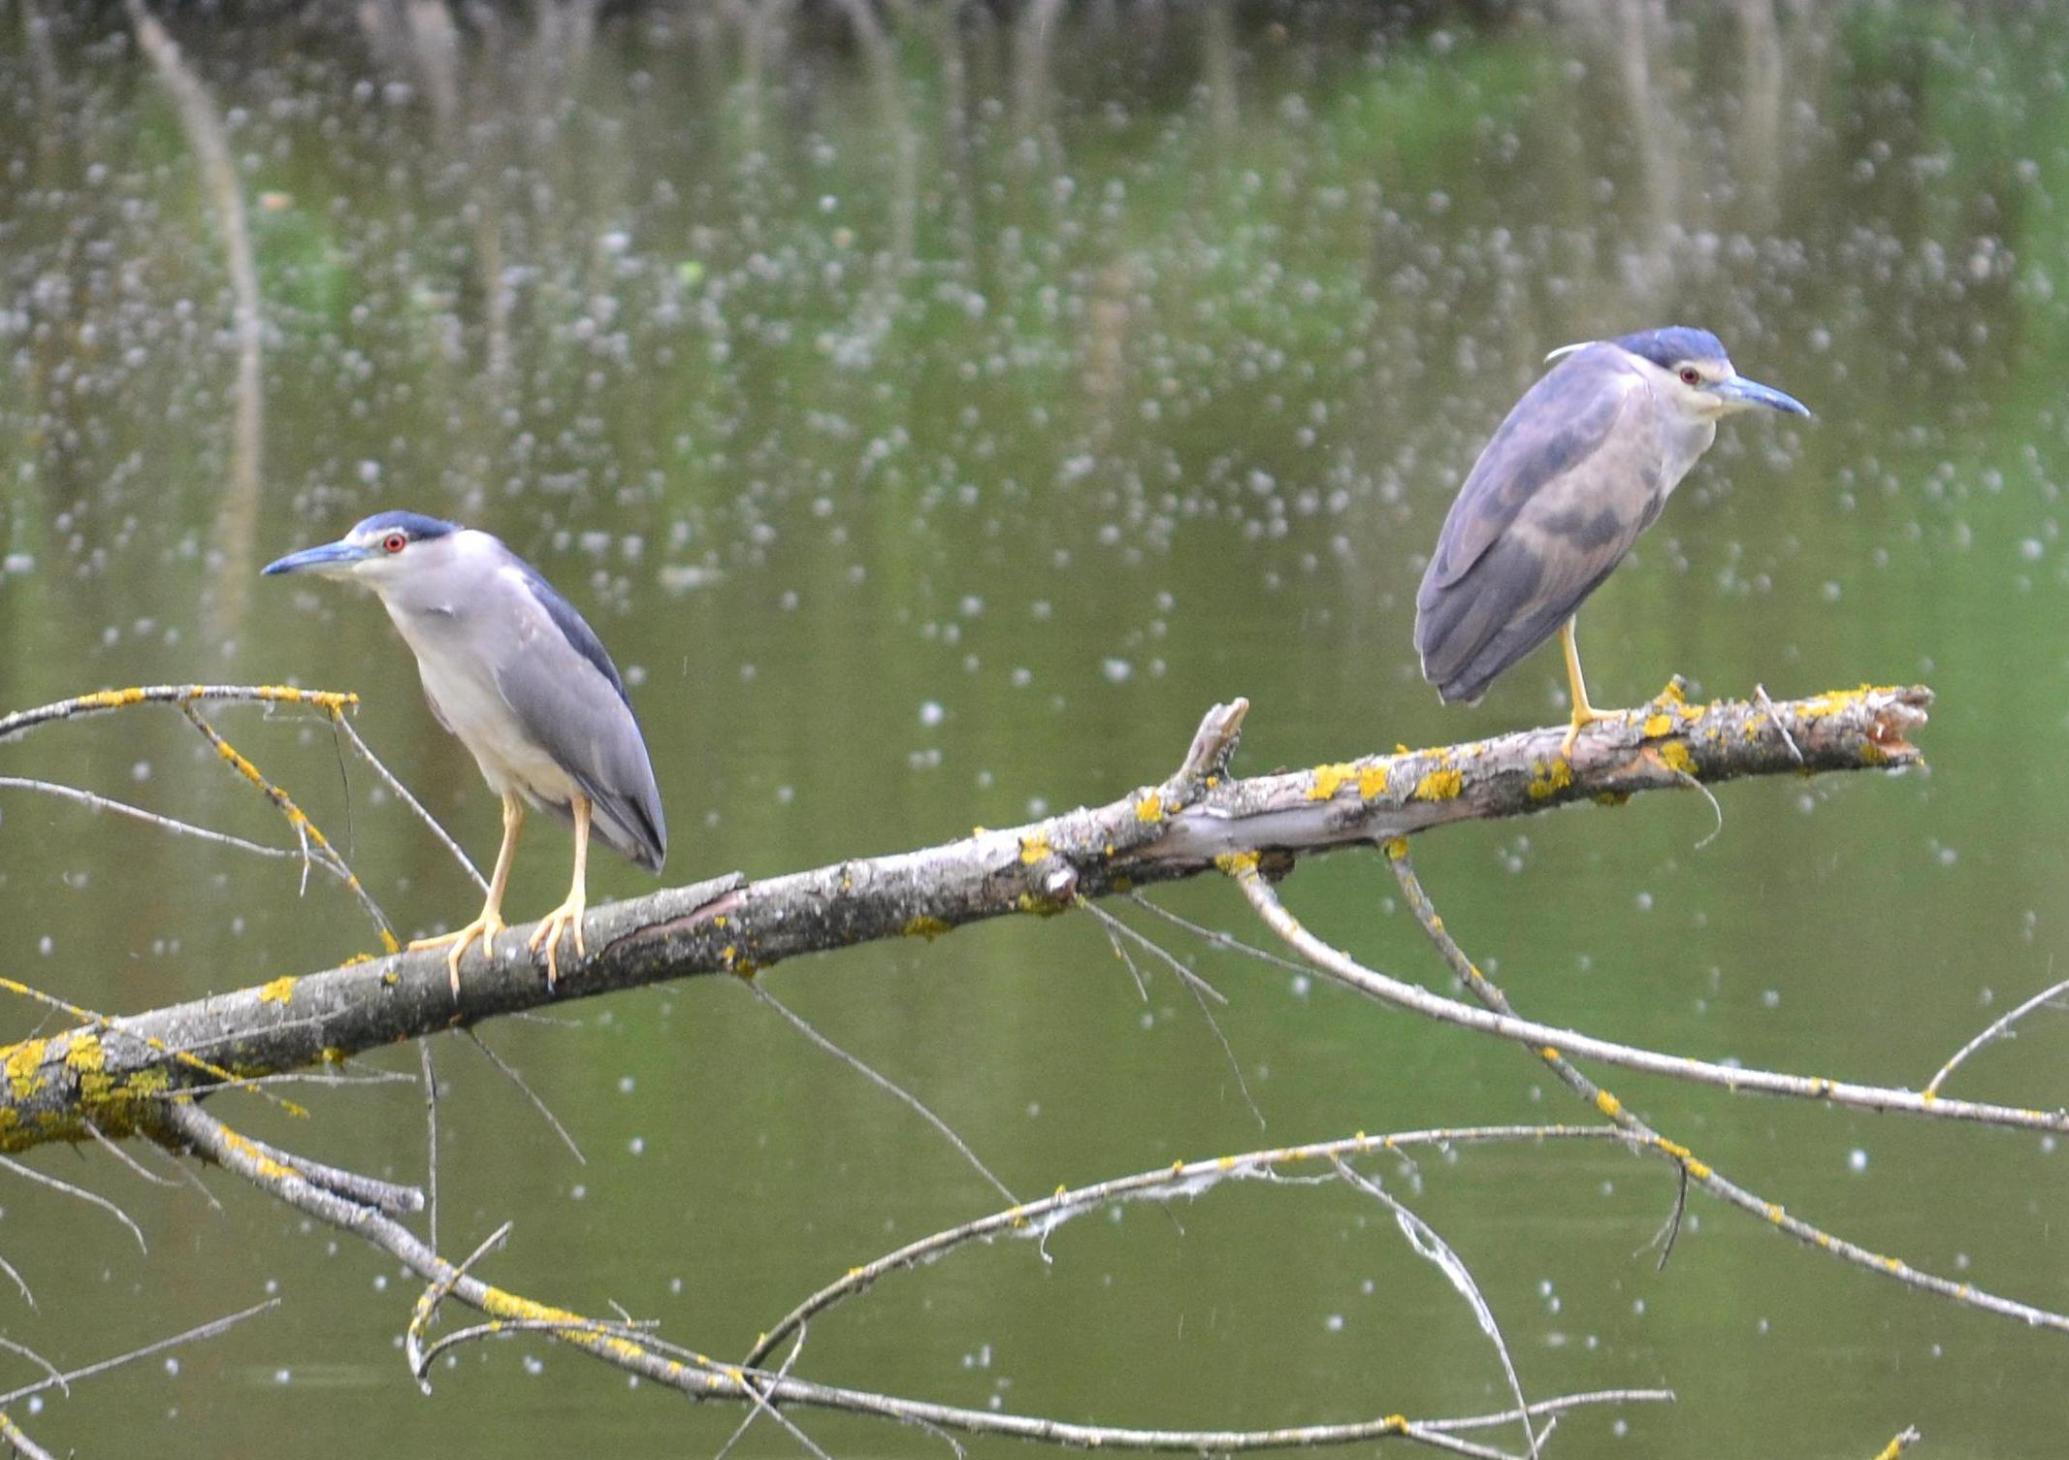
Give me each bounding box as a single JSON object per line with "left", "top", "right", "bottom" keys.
{"left": 0, "top": 683, "right": 1930, "bottom": 1150}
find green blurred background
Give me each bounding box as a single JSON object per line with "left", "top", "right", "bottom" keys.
{"left": 1, "top": 1, "right": 2066, "bottom": 1454}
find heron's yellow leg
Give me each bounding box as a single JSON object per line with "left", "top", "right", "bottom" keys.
{"left": 1559, "top": 618, "right": 1615, "bottom": 754}
{"left": 528, "top": 792, "right": 590, "bottom": 989}
{"left": 411, "top": 793, "right": 524, "bottom": 996}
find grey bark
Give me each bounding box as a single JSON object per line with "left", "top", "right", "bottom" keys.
{"left": 0, "top": 684, "right": 1929, "bottom": 1150}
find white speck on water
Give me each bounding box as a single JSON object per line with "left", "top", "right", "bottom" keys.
{"left": 1761, "top": 989, "right": 1781, "bottom": 1009}
{"left": 618, "top": 1076, "right": 635, "bottom": 1094}
{"left": 919, "top": 700, "right": 945, "bottom": 727}
{"left": 1324, "top": 1313, "right": 1344, "bottom": 1332}
{"left": 1847, "top": 1148, "right": 1868, "bottom": 1173}
{"left": 1101, "top": 658, "right": 1133, "bottom": 683}
{"left": 629, "top": 1137, "right": 645, "bottom": 1156}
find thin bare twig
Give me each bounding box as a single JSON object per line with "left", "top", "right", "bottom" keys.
{"left": 0, "top": 1338, "right": 66, "bottom": 1402}
{"left": 331, "top": 710, "right": 488, "bottom": 894}
{"left": 408, "top": 1221, "right": 513, "bottom": 1391}
{"left": 745, "top": 1123, "right": 1634, "bottom": 1369}
{"left": 1233, "top": 850, "right": 2069, "bottom": 1338}
{"left": 83, "top": 1119, "right": 182, "bottom": 1188}
{"left": 461, "top": 1029, "right": 585, "bottom": 1166}
{"left": 0, "top": 1153, "right": 146, "bottom": 1253}
{"left": 1125, "top": 893, "right": 1314, "bottom": 979}
{"left": 1924, "top": 972, "right": 2069, "bottom": 1099}
{"left": 715, "top": 1324, "right": 812, "bottom": 1460}
{"left": 1329, "top": 1156, "right": 1537, "bottom": 1460}
{"left": 1077, "top": 899, "right": 1264, "bottom": 1129}
{"left": 0, "top": 1298, "right": 278, "bottom": 1406}
{"left": 738, "top": 977, "right": 1016, "bottom": 1205}
{"left": 0, "top": 778, "right": 302, "bottom": 862}
{"left": 168, "top": 1097, "right": 1664, "bottom": 1455}
{"left": 420, "top": 1039, "right": 440, "bottom": 1254}
{"left": 1215, "top": 851, "right": 2068, "bottom": 1135}
{"left": 1753, "top": 683, "right": 1805, "bottom": 767}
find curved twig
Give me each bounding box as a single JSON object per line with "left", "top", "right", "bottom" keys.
{"left": 167, "top": 1097, "right": 1667, "bottom": 1455}
{"left": 1237, "top": 850, "right": 2069, "bottom": 1338}
{"left": 745, "top": 1124, "right": 1634, "bottom": 1368}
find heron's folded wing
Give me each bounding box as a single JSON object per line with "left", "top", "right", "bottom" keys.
{"left": 1415, "top": 351, "right": 1663, "bottom": 700}
{"left": 490, "top": 566, "right": 669, "bottom": 872}
{"left": 1420, "top": 349, "right": 1646, "bottom": 593}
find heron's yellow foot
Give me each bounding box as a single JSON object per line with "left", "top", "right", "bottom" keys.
{"left": 1560, "top": 704, "right": 1616, "bottom": 756}
{"left": 411, "top": 911, "right": 509, "bottom": 997}
{"left": 528, "top": 890, "right": 587, "bottom": 989}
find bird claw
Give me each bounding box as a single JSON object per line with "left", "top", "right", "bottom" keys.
{"left": 1560, "top": 706, "right": 1616, "bottom": 755}
{"left": 410, "top": 912, "right": 509, "bottom": 998}
{"left": 528, "top": 894, "right": 587, "bottom": 990}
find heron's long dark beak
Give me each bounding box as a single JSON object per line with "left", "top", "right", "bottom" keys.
{"left": 262, "top": 540, "right": 371, "bottom": 576}
{"left": 1711, "top": 375, "right": 1810, "bottom": 417}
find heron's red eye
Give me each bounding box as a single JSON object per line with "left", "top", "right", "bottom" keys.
{"left": 382, "top": 533, "right": 407, "bottom": 555}
{"left": 1679, "top": 367, "right": 1701, "bottom": 386}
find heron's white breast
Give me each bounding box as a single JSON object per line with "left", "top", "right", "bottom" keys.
{"left": 374, "top": 572, "right": 580, "bottom": 807}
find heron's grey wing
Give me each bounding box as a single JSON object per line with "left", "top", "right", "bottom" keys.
{"left": 1421, "top": 346, "right": 1643, "bottom": 591}
{"left": 1415, "top": 351, "right": 1662, "bottom": 702}
{"left": 489, "top": 566, "right": 669, "bottom": 872}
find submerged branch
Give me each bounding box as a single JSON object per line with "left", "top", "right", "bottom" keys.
{"left": 0, "top": 684, "right": 1930, "bottom": 1150}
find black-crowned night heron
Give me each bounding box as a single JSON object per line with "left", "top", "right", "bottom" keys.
{"left": 1414, "top": 326, "right": 1809, "bottom": 749}
{"left": 264, "top": 511, "right": 667, "bottom": 991}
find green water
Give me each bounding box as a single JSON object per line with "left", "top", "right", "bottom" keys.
{"left": 1, "top": 2, "right": 2067, "bottom": 1454}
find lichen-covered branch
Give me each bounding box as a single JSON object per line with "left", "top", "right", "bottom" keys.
{"left": 164, "top": 1098, "right": 1669, "bottom": 1455}
{"left": 0, "top": 683, "right": 1930, "bottom": 1152}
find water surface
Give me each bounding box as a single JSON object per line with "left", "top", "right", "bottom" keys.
{"left": 1, "top": 4, "right": 2067, "bottom": 1455}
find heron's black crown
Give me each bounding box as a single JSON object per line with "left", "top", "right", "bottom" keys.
{"left": 353, "top": 510, "right": 460, "bottom": 542}
{"left": 1611, "top": 326, "right": 1727, "bottom": 370}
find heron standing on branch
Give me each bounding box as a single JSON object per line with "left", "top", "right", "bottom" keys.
{"left": 264, "top": 511, "right": 667, "bottom": 992}
{"left": 1414, "top": 327, "right": 1809, "bottom": 749}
